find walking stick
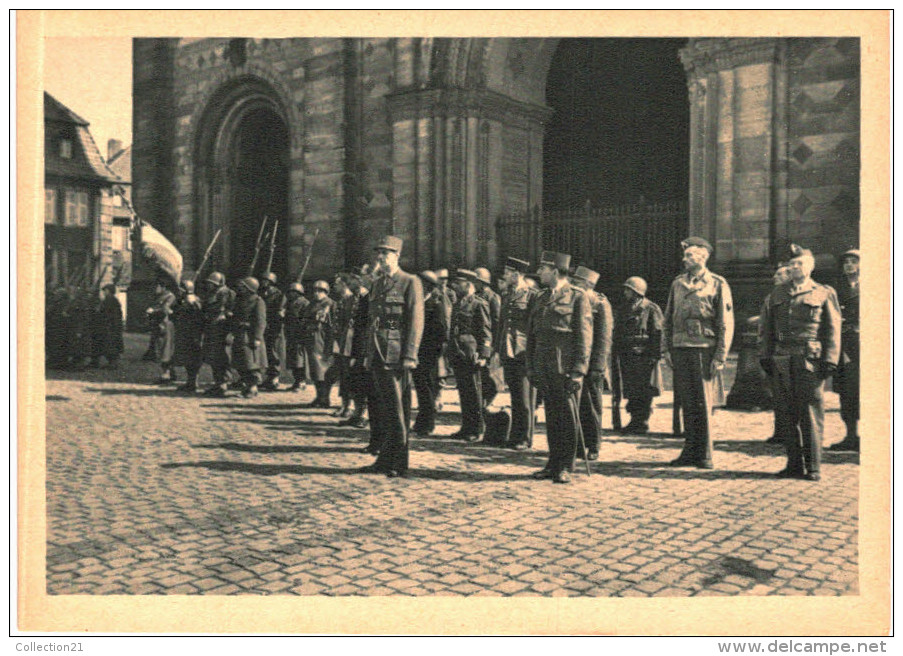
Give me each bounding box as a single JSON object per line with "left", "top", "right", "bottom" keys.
{"left": 567, "top": 389, "right": 592, "bottom": 476}
{"left": 611, "top": 356, "right": 623, "bottom": 431}
{"left": 247, "top": 216, "right": 269, "bottom": 277}
{"left": 193, "top": 228, "right": 222, "bottom": 284}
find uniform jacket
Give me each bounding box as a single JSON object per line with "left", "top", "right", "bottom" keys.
{"left": 283, "top": 293, "right": 310, "bottom": 369}
{"left": 757, "top": 279, "right": 841, "bottom": 370}
{"left": 477, "top": 287, "right": 502, "bottom": 335}
{"left": 420, "top": 288, "right": 452, "bottom": 355}
{"left": 837, "top": 278, "right": 859, "bottom": 334}
{"left": 365, "top": 268, "right": 425, "bottom": 369}
{"left": 349, "top": 292, "right": 371, "bottom": 361}
{"left": 261, "top": 286, "right": 286, "bottom": 336}
{"left": 334, "top": 293, "right": 357, "bottom": 357}
{"left": 449, "top": 293, "right": 493, "bottom": 362}
{"left": 202, "top": 285, "right": 235, "bottom": 329}
{"left": 230, "top": 292, "right": 267, "bottom": 372}
{"left": 662, "top": 268, "right": 734, "bottom": 362}
{"left": 497, "top": 284, "right": 537, "bottom": 361}
{"left": 612, "top": 297, "right": 665, "bottom": 398}
{"left": 526, "top": 281, "right": 593, "bottom": 377}
{"left": 301, "top": 296, "right": 336, "bottom": 380}
{"left": 587, "top": 290, "right": 613, "bottom": 378}
{"left": 173, "top": 293, "right": 204, "bottom": 363}
{"left": 149, "top": 290, "right": 176, "bottom": 362}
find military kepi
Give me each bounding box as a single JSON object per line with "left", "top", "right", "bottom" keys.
{"left": 504, "top": 257, "right": 531, "bottom": 273}
{"left": 374, "top": 235, "right": 403, "bottom": 253}
{"left": 681, "top": 236, "right": 713, "bottom": 254}
{"left": 572, "top": 265, "right": 600, "bottom": 287}
{"left": 539, "top": 250, "right": 571, "bottom": 272}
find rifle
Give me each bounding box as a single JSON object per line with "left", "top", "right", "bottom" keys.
{"left": 263, "top": 221, "right": 279, "bottom": 278}
{"left": 297, "top": 227, "right": 320, "bottom": 282}
{"left": 193, "top": 228, "right": 222, "bottom": 284}
{"left": 247, "top": 216, "right": 269, "bottom": 277}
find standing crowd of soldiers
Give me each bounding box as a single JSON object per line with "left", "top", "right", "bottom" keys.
{"left": 46, "top": 233, "right": 861, "bottom": 483}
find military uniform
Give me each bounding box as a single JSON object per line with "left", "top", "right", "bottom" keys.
{"left": 572, "top": 267, "right": 613, "bottom": 458}
{"left": 301, "top": 288, "right": 336, "bottom": 407}
{"left": 448, "top": 273, "right": 493, "bottom": 441}
{"left": 172, "top": 284, "right": 204, "bottom": 391}
{"left": 497, "top": 271, "right": 538, "bottom": 449}
{"left": 332, "top": 290, "right": 357, "bottom": 414}
{"left": 412, "top": 272, "right": 451, "bottom": 436}
{"left": 759, "top": 262, "right": 841, "bottom": 478}
{"left": 147, "top": 286, "right": 177, "bottom": 382}
{"left": 364, "top": 237, "right": 424, "bottom": 476}
{"left": 662, "top": 241, "right": 734, "bottom": 468}
{"left": 476, "top": 276, "right": 503, "bottom": 409}
{"left": 283, "top": 285, "right": 310, "bottom": 390}
{"left": 834, "top": 273, "right": 860, "bottom": 448}
{"left": 612, "top": 293, "right": 664, "bottom": 432}
{"left": 260, "top": 280, "right": 286, "bottom": 389}
{"left": 201, "top": 275, "right": 235, "bottom": 394}
{"left": 230, "top": 278, "right": 268, "bottom": 396}
{"left": 526, "top": 253, "right": 593, "bottom": 480}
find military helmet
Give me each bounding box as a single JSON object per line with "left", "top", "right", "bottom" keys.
{"left": 288, "top": 282, "right": 304, "bottom": 294}
{"left": 239, "top": 276, "right": 260, "bottom": 293}
{"left": 313, "top": 280, "right": 330, "bottom": 293}
{"left": 264, "top": 272, "right": 277, "bottom": 284}
{"left": 206, "top": 271, "right": 225, "bottom": 286}
{"left": 180, "top": 280, "right": 195, "bottom": 294}
{"left": 623, "top": 276, "right": 648, "bottom": 297}
{"left": 474, "top": 267, "right": 492, "bottom": 285}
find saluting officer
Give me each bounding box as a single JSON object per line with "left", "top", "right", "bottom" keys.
{"left": 662, "top": 237, "right": 734, "bottom": 469}
{"left": 361, "top": 236, "right": 424, "bottom": 478}
{"left": 572, "top": 266, "right": 613, "bottom": 460}
{"left": 301, "top": 280, "right": 336, "bottom": 408}
{"left": 412, "top": 270, "right": 451, "bottom": 438}
{"left": 259, "top": 272, "right": 286, "bottom": 391}
{"left": 828, "top": 248, "right": 860, "bottom": 452}
{"left": 448, "top": 269, "right": 493, "bottom": 442}
{"left": 200, "top": 271, "right": 235, "bottom": 397}
{"left": 611, "top": 276, "right": 664, "bottom": 434}
{"left": 172, "top": 279, "right": 204, "bottom": 393}
{"left": 497, "top": 257, "right": 538, "bottom": 450}
{"left": 283, "top": 282, "right": 310, "bottom": 392}
{"left": 759, "top": 244, "right": 842, "bottom": 480}
{"left": 230, "top": 277, "right": 268, "bottom": 398}
{"left": 526, "top": 251, "right": 593, "bottom": 484}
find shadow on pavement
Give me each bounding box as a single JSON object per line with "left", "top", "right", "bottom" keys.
{"left": 191, "top": 442, "right": 370, "bottom": 455}
{"left": 160, "top": 460, "right": 361, "bottom": 476}
{"left": 45, "top": 395, "right": 70, "bottom": 402}
{"left": 85, "top": 387, "right": 186, "bottom": 397}
{"left": 592, "top": 461, "right": 781, "bottom": 480}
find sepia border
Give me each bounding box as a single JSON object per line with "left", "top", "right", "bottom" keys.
{"left": 16, "top": 9, "right": 891, "bottom": 635}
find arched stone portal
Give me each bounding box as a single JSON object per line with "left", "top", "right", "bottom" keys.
{"left": 194, "top": 76, "right": 290, "bottom": 283}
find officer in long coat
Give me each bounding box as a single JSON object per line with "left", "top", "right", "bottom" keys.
{"left": 526, "top": 251, "right": 593, "bottom": 484}
{"left": 172, "top": 279, "right": 204, "bottom": 393}
{"left": 611, "top": 276, "right": 664, "bottom": 434}
{"left": 147, "top": 279, "right": 177, "bottom": 384}
{"left": 259, "top": 272, "right": 286, "bottom": 391}
{"left": 827, "top": 248, "right": 860, "bottom": 452}
{"left": 360, "top": 236, "right": 424, "bottom": 478}
{"left": 662, "top": 237, "right": 734, "bottom": 469}
{"left": 283, "top": 282, "right": 310, "bottom": 392}
{"left": 90, "top": 283, "right": 124, "bottom": 368}
{"left": 448, "top": 270, "right": 493, "bottom": 442}
{"left": 412, "top": 270, "right": 451, "bottom": 437}
{"left": 230, "top": 276, "right": 268, "bottom": 398}
{"left": 301, "top": 280, "right": 336, "bottom": 408}
{"left": 759, "top": 244, "right": 841, "bottom": 480}
{"left": 572, "top": 266, "right": 613, "bottom": 460}
{"left": 200, "top": 271, "right": 235, "bottom": 397}
{"left": 497, "top": 257, "right": 538, "bottom": 450}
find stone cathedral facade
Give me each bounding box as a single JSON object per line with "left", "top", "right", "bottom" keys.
{"left": 132, "top": 37, "right": 859, "bottom": 314}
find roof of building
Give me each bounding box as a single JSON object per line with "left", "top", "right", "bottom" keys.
{"left": 44, "top": 92, "right": 121, "bottom": 184}
{"left": 107, "top": 144, "right": 131, "bottom": 184}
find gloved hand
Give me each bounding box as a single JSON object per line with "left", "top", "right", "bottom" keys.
{"left": 759, "top": 358, "right": 774, "bottom": 376}
{"left": 471, "top": 352, "right": 486, "bottom": 367}
{"left": 709, "top": 358, "right": 725, "bottom": 378}
{"left": 401, "top": 358, "right": 417, "bottom": 370}
{"left": 251, "top": 339, "right": 260, "bottom": 349}
{"left": 565, "top": 375, "right": 582, "bottom": 395}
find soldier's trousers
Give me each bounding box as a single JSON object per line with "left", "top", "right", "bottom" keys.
{"left": 579, "top": 376, "right": 604, "bottom": 452}
{"left": 671, "top": 348, "right": 716, "bottom": 464}
{"left": 264, "top": 329, "right": 284, "bottom": 380}
{"left": 536, "top": 373, "right": 582, "bottom": 474}
{"left": 503, "top": 358, "right": 535, "bottom": 447}
{"left": 838, "top": 333, "right": 859, "bottom": 426}
{"left": 203, "top": 324, "right": 231, "bottom": 386}
{"left": 626, "top": 396, "right": 653, "bottom": 423}
{"left": 412, "top": 350, "right": 441, "bottom": 434}
{"left": 450, "top": 354, "right": 485, "bottom": 436}
{"left": 371, "top": 367, "right": 413, "bottom": 474}
{"left": 769, "top": 355, "right": 825, "bottom": 474}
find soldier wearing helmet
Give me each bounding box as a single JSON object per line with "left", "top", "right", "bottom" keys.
{"left": 200, "top": 271, "right": 236, "bottom": 397}
{"left": 258, "top": 272, "right": 287, "bottom": 391}
{"left": 283, "top": 282, "right": 310, "bottom": 392}
{"left": 145, "top": 278, "right": 177, "bottom": 384}
{"left": 172, "top": 278, "right": 204, "bottom": 393}
{"left": 229, "top": 277, "right": 268, "bottom": 398}
{"left": 301, "top": 280, "right": 336, "bottom": 408}
{"left": 612, "top": 276, "right": 664, "bottom": 434}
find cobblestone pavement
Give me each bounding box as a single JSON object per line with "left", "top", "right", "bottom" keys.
{"left": 44, "top": 334, "right": 859, "bottom": 597}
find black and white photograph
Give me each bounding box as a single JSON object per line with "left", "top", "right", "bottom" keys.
{"left": 16, "top": 9, "right": 890, "bottom": 637}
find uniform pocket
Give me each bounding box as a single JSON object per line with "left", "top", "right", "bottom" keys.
{"left": 686, "top": 319, "right": 703, "bottom": 338}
